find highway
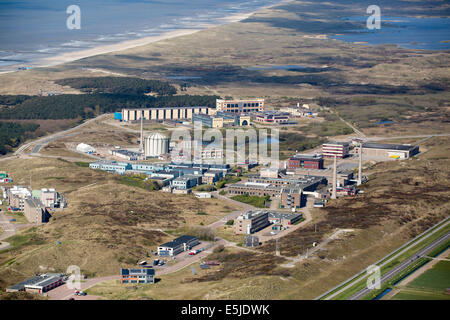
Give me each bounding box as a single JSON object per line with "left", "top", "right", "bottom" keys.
{"left": 349, "top": 232, "right": 450, "bottom": 300}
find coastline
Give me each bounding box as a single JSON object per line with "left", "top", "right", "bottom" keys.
{"left": 0, "top": 1, "right": 288, "bottom": 75}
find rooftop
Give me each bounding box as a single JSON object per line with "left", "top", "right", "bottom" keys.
{"left": 362, "top": 143, "right": 417, "bottom": 151}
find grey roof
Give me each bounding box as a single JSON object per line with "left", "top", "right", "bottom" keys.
{"left": 160, "top": 235, "right": 198, "bottom": 248}
{"left": 121, "top": 268, "right": 155, "bottom": 276}
{"left": 362, "top": 143, "right": 417, "bottom": 151}
{"left": 268, "top": 212, "right": 302, "bottom": 221}
{"left": 8, "top": 274, "right": 63, "bottom": 291}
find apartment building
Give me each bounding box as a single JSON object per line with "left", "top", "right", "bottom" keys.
{"left": 234, "top": 210, "right": 270, "bottom": 235}
{"left": 24, "top": 198, "right": 50, "bottom": 224}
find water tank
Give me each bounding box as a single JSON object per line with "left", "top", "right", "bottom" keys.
{"left": 144, "top": 133, "right": 169, "bottom": 157}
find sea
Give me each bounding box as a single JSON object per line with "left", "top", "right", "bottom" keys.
{"left": 333, "top": 16, "right": 450, "bottom": 51}
{"left": 0, "top": 0, "right": 282, "bottom": 72}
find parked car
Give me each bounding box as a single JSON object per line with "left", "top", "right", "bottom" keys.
{"left": 153, "top": 259, "right": 159, "bottom": 266}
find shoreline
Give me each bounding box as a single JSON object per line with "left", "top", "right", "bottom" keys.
{"left": 0, "top": 1, "right": 288, "bottom": 76}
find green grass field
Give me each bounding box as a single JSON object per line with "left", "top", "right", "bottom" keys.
{"left": 391, "top": 256, "right": 450, "bottom": 300}
{"left": 230, "top": 194, "right": 270, "bottom": 208}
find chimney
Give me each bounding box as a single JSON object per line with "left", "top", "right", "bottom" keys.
{"left": 331, "top": 155, "right": 337, "bottom": 199}
{"left": 357, "top": 142, "right": 362, "bottom": 186}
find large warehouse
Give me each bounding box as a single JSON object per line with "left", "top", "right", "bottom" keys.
{"left": 358, "top": 143, "right": 419, "bottom": 159}
{"left": 121, "top": 106, "right": 211, "bottom": 122}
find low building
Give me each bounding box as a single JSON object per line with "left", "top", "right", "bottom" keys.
{"left": 89, "top": 161, "right": 132, "bottom": 174}
{"left": 7, "top": 274, "right": 64, "bottom": 294}
{"left": 322, "top": 142, "right": 350, "bottom": 158}
{"left": 268, "top": 212, "right": 303, "bottom": 227}
{"left": 357, "top": 143, "right": 419, "bottom": 159}
{"left": 254, "top": 111, "right": 290, "bottom": 124}
{"left": 192, "top": 111, "right": 251, "bottom": 128}
{"left": 260, "top": 168, "right": 279, "bottom": 178}
{"left": 171, "top": 175, "right": 200, "bottom": 190}
{"left": 246, "top": 175, "right": 326, "bottom": 191}
{"left": 202, "top": 171, "right": 223, "bottom": 185}
{"left": 288, "top": 154, "right": 324, "bottom": 170}
{"left": 194, "top": 192, "right": 212, "bottom": 199}
{"left": 234, "top": 210, "right": 271, "bottom": 235}
{"left": 110, "top": 149, "right": 142, "bottom": 161}
{"left": 158, "top": 235, "right": 200, "bottom": 256}
{"left": 120, "top": 268, "right": 155, "bottom": 284}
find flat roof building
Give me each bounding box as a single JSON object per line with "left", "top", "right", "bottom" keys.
{"left": 234, "top": 210, "right": 270, "bottom": 235}
{"left": 357, "top": 143, "right": 419, "bottom": 159}
{"left": 121, "top": 268, "right": 155, "bottom": 284}
{"left": 216, "top": 98, "right": 264, "bottom": 113}
{"left": 288, "top": 154, "right": 324, "bottom": 170}
{"left": 158, "top": 235, "right": 200, "bottom": 256}
{"left": 322, "top": 142, "right": 350, "bottom": 158}
{"left": 7, "top": 273, "right": 64, "bottom": 294}
{"left": 121, "top": 106, "right": 211, "bottom": 122}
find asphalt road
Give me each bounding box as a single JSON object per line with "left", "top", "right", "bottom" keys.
{"left": 349, "top": 232, "right": 450, "bottom": 300}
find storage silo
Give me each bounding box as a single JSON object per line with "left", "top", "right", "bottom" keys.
{"left": 144, "top": 132, "right": 169, "bottom": 157}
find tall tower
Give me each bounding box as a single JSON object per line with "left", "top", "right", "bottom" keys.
{"left": 331, "top": 155, "right": 337, "bottom": 199}
{"left": 357, "top": 142, "right": 363, "bottom": 186}
{"left": 139, "top": 110, "right": 144, "bottom": 153}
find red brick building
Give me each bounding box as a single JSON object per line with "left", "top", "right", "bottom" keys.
{"left": 288, "top": 154, "right": 324, "bottom": 170}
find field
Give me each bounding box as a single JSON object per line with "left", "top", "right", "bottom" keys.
{"left": 389, "top": 253, "right": 450, "bottom": 300}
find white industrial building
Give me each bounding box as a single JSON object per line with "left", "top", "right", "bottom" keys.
{"left": 76, "top": 143, "right": 95, "bottom": 154}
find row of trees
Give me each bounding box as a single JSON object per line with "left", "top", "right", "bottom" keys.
{"left": 0, "top": 94, "right": 219, "bottom": 120}
{"left": 55, "top": 77, "right": 177, "bottom": 96}
{"left": 0, "top": 122, "right": 40, "bottom": 155}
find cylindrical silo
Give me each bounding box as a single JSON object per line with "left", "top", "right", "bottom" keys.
{"left": 144, "top": 132, "right": 169, "bottom": 157}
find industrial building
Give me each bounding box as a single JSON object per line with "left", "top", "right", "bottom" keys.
{"left": 268, "top": 212, "right": 303, "bottom": 226}
{"left": 286, "top": 168, "right": 353, "bottom": 187}
{"left": 121, "top": 106, "right": 211, "bottom": 122}
{"left": 110, "top": 149, "right": 142, "bottom": 161}
{"left": 254, "top": 111, "right": 290, "bottom": 124}
{"left": 356, "top": 143, "right": 419, "bottom": 159}
{"left": 322, "top": 142, "right": 350, "bottom": 158}
{"left": 7, "top": 273, "right": 64, "bottom": 294}
{"left": 246, "top": 175, "right": 326, "bottom": 191}
{"left": 192, "top": 111, "right": 251, "bottom": 128}
{"left": 234, "top": 210, "right": 271, "bottom": 235}
{"left": 89, "top": 161, "right": 132, "bottom": 174}
{"left": 216, "top": 98, "right": 264, "bottom": 113}
{"left": 120, "top": 268, "right": 155, "bottom": 284}
{"left": 288, "top": 154, "right": 324, "bottom": 170}
{"left": 171, "top": 175, "right": 201, "bottom": 190}
{"left": 158, "top": 235, "right": 200, "bottom": 256}
{"left": 144, "top": 132, "right": 170, "bottom": 158}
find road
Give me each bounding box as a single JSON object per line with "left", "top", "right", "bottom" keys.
{"left": 316, "top": 216, "right": 450, "bottom": 300}
{"left": 349, "top": 232, "right": 450, "bottom": 300}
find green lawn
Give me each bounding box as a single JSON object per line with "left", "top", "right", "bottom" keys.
{"left": 392, "top": 289, "right": 450, "bottom": 300}
{"left": 408, "top": 259, "right": 450, "bottom": 292}
{"left": 231, "top": 194, "right": 270, "bottom": 208}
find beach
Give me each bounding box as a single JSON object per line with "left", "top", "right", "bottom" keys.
{"left": 0, "top": 1, "right": 286, "bottom": 74}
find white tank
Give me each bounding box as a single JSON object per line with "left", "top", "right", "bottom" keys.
{"left": 144, "top": 132, "right": 169, "bottom": 157}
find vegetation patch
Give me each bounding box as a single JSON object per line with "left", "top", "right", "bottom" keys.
{"left": 231, "top": 194, "right": 270, "bottom": 208}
